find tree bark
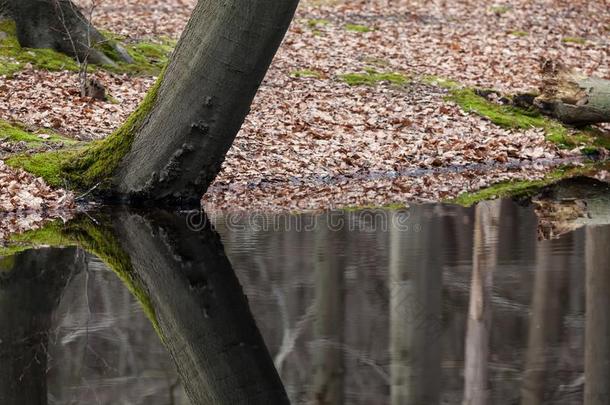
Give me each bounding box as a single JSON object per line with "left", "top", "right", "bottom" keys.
{"left": 2, "top": 0, "right": 131, "bottom": 65}
{"left": 535, "top": 61, "right": 610, "bottom": 126}
{"left": 107, "top": 0, "right": 299, "bottom": 206}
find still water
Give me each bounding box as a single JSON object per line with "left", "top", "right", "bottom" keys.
{"left": 1, "top": 197, "right": 609, "bottom": 405}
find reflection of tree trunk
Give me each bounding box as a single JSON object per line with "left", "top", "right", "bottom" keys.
{"left": 389, "top": 209, "right": 442, "bottom": 405}
{"left": 312, "top": 222, "right": 345, "bottom": 405}
{"left": 463, "top": 201, "right": 501, "bottom": 405}
{"left": 0, "top": 248, "right": 81, "bottom": 405}
{"left": 520, "top": 239, "right": 567, "bottom": 405}
{"left": 111, "top": 210, "right": 289, "bottom": 405}
{"left": 585, "top": 226, "right": 610, "bottom": 405}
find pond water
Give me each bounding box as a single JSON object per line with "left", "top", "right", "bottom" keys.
{"left": 1, "top": 196, "right": 609, "bottom": 405}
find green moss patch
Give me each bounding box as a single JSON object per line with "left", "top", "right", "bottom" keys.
{"left": 6, "top": 149, "right": 80, "bottom": 187}
{"left": 290, "top": 69, "right": 322, "bottom": 78}
{"left": 61, "top": 71, "right": 163, "bottom": 189}
{"left": 448, "top": 88, "right": 608, "bottom": 151}
{"left": 0, "top": 120, "right": 77, "bottom": 146}
{"left": 448, "top": 164, "right": 604, "bottom": 207}
{"left": 307, "top": 18, "right": 331, "bottom": 28}
{"left": 562, "top": 36, "right": 587, "bottom": 45}
{"left": 6, "top": 71, "right": 162, "bottom": 189}
{"left": 340, "top": 69, "right": 408, "bottom": 86}
{"left": 509, "top": 30, "right": 529, "bottom": 37}
{"left": 0, "top": 20, "right": 78, "bottom": 76}
{"left": 0, "top": 20, "right": 172, "bottom": 76}
{"left": 490, "top": 5, "right": 511, "bottom": 15}
{"left": 345, "top": 23, "right": 373, "bottom": 33}
{"left": 109, "top": 40, "right": 174, "bottom": 75}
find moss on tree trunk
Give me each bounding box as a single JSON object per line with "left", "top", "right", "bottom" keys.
{"left": 7, "top": 0, "right": 300, "bottom": 208}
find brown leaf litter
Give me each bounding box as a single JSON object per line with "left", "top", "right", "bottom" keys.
{"left": 0, "top": 0, "right": 608, "bottom": 234}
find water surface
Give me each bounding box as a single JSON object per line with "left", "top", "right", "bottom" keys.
{"left": 1, "top": 198, "right": 608, "bottom": 404}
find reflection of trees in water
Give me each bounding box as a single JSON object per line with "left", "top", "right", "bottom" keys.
{"left": 463, "top": 200, "right": 501, "bottom": 405}
{"left": 1, "top": 203, "right": 608, "bottom": 405}
{"left": 49, "top": 255, "right": 187, "bottom": 405}
{"left": 0, "top": 209, "right": 289, "bottom": 405}
{"left": 585, "top": 226, "right": 610, "bottom": 405}
{"left": 218, "top": 205, "right": 607, "bottom": 405}
{"left": 0, "top": 247, "right": 82, "bottom": 405}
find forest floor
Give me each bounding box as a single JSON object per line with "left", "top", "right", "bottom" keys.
{"left": 0, "top": 0, "right": 609, "bottom": 224}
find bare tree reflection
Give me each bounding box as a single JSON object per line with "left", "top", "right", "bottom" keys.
{"left": 585, "top": 226, "right": 610, "bottom": 405}
{"left": 0, "top": 247, "right": 83, "bottom": 405}
{"left": 520, "top": 237, "right": 570, "bottom": 404}
{"left": 463, "top": 200, "right": 501, "bottom": 405}
{"left": 389, "top": 210, "right": 442, "bottom": 405}
{"left": 0, "top": 209, "right": 290, "bottom": 405}
{"left": 312, "top": 220, "right": 345, "bottom": 405}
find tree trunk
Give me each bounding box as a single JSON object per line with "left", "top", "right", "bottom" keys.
{"left": 535, "top": 61, "right": 610, "bottom": 126}
{"left": 2, "top": 0, "right": 131, "bottom": 65}
{"left": 104, "top": 0, "right": 299, "bottom": 206}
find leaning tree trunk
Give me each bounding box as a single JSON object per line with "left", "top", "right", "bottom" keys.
{"left": 535, "top": 61, "right": 610, "bottom": 126}
{"left": 1, "top": 0, "right": 131, "bottom": 65}
{"left": 102, "top": 0, "right": 299, "bottom": 205}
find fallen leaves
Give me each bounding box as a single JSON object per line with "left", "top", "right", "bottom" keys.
{"left": 0, "top": 0, "right": 608, "bottom": 216}
{"left": 0, "top": 160, "right": 74, "bottom": 240}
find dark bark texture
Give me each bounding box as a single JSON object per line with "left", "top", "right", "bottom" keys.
{"left": 111, "top": 0, "right": 299, "bottom": 206}
{"left": 1, "top": 0, "right": 131, "bottom": 64}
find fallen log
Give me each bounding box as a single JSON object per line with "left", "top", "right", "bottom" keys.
{"left": 534, "top": 61, "right": 610, "bottom": 126}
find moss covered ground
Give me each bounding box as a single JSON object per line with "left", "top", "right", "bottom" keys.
{"left": 0, "top": 20, "right": 172, "bottom": 76}
{"left": 340, "top": 68, "right": 408, "bottom": 86}
{"left": 448, "top": 163, "right": 609, "bottom": 206}
{"left": 5, "top": 71, "right": 163, "bottom": 190}
{"left": 447, "top": 87, "right": 610, "bottom": 152}
{"left": 0, "top": 120, "right": 78, "bottom": 146}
